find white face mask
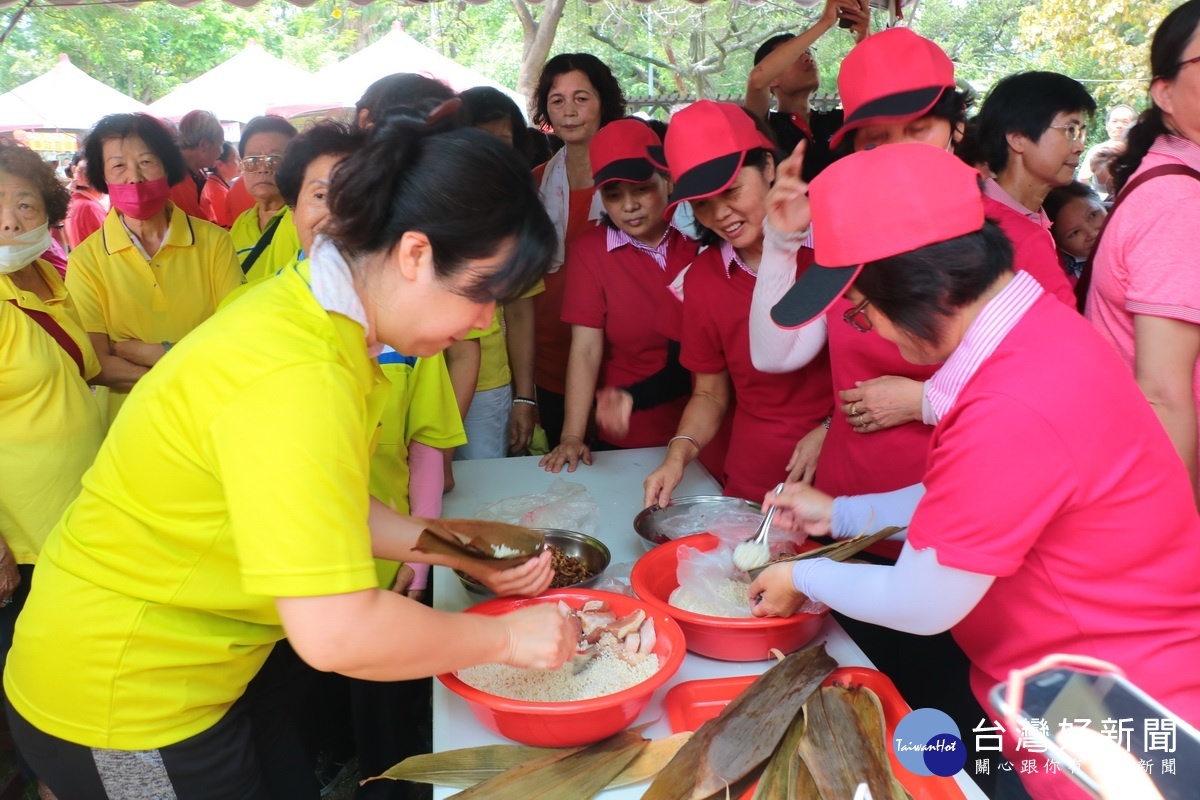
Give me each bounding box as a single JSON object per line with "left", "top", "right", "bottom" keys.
{"left": 0, "top": 222, "right": 52, "bottom": 275}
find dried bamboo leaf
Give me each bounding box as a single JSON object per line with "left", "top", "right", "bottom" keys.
{"left": 752, "top": 706, "right": 806, "bottom": 800}
{"left": 450, "top": 726, "right": 647, "bottom": 800}
{"left": 413, "top": 518, "right": 544, "bottom": 568}
{"left": 748, "top": 528, "right": 904, "bottom": 579}
{"left": 609, "top": 732, "right": 693, "bottom": 788}
{"left": 365, "top": 744, "right": 573, "bottom": 787}
{"left": 795, "top": 686, "right": 907, "bottom": 800}
{"left": 844, "top": 687, "right": 912, "bottom": 800}
{"left": 643, "top": 644, "right": 837, "bottom": 800}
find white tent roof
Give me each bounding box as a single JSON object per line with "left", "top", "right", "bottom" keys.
{"left": 0, "top": 54, "right": 148, "bottom": 132}
{"left": 267, "top": 22, "right": 526, "bottom": 119}
{"left": 148, "top": 41, "right": 315, "bottom": 124}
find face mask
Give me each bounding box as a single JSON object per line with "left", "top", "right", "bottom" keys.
{"left": 0, "top": 222, "right": 52, "bottom": 275}
{"left": 108, "top": 178, "right": 171, "bottom": 221}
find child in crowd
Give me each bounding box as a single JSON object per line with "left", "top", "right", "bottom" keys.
{"left": 540, "top": 118, "right": 699, "bottom": 473}
{"left": 1044, "top": 181, "right": 1107, "bottom": 285}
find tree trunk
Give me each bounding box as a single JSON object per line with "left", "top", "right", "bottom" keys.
{"left": 512, "top": 0, "right": 569, "bottom": 113}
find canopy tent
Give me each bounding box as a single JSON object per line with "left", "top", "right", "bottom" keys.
{"left": 267, "top": 22, "right": 526, "bottom": 119}
{"left": 0, "top": 53, "right": 147, "bottom": 132}
{"left": 148, "top": 40, "right": 314, "bottom": 123}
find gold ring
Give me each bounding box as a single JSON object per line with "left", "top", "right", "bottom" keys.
{"left": 850, "top": 402, "right": 858, "bottom": 416}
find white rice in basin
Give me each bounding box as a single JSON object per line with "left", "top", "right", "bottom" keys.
{"left": 457, "top": 651, "right": 661, "bottom": 702}
{"left": 669, "top": 577, "right": 754, "bottom": 618}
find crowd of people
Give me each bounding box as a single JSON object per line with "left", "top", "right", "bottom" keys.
{"left": 2, "top": 0, "right": 1200, "bottom": 797}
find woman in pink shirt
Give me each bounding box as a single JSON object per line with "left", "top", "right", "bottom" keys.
{"left": 1084, "top": 0, "right": 1200, "bottom": 502}
{"left": 757, "top": 144, "right": 1200, "bottom": 800}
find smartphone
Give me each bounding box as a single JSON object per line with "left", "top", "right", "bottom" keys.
{"left": 990, "top": 668, "right": 1200, "bottom": 799}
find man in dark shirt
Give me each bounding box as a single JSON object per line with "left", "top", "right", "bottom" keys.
{"left": 744, "top": 0, "right": 868, "bottom": 182}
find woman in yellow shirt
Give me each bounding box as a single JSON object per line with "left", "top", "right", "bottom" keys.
{"left": 0, "top": 143, "right": 103, "bottom": 672}
{"left": 5, "top": 113, "right": 570, "bottom": 798}
{"left": 67, "top": 113, "right": 243, "bottom": 424}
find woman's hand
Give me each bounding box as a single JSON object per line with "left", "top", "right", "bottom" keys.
{"left": 498, "top": 603, "right": 577, "bottom": 670}
{"left": 539, "top": 435, "right": 592, "bottom": 474}
{"left": 839, "top": 376, "right": 924, "bottom": 434}
{"left": 508, "top": 403, "right": 536, "bottom": 455}
{"left": 0, "top": 542, "right": 19, "bottom": 607}
{"left": 762, "top": 481, "right": 835, "bottom": 537}
{"left": 112, "top": 338, "right": 167, "bottom": 368}
{"left": 644, "top": 459, "right": 686, "bottom": 510}
{"left": 787, "top": 423, "right": 828, "bottom": 484}
{"left": 840, "top": 0, "right": 871, "bottom": 43}
{"left": 748, "top": 562, "right": 811, "bottom": 618}
{"left": 466, "top": 549, "right": 555, "bottom": 598}
{"left": 765, "top": 141, "right": 811, "bottom": 236}
{"left": 595, "top": 387, "right": 633, "bottom": 441}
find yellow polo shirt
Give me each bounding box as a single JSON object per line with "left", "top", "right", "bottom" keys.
{"left": 231, "top": 205, "right": 302, "bottom": 283}
{"left": 0, "top": 260, "right": 103, "bottom": 564}
{"left": 65, "top": 205, "right": 243, "bottom": 421}
{"left": 370, "top": 349, "right": 466, "bottom": 587}
{"left": 5, "top": 261, "right": 384, "bottom": 750}
{"left": 476, "top": 280, "right": 544, "bottom": 392}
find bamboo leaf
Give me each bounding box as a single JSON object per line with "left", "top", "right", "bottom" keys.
{"left": 366, "top": 744, "right": 575, "bottom": 787}
{"left": 795, "top": 686, "right": 908, "bottom": 800}
{"left": 610, "top": 732, "right": 693, "bottom": 788}
{"left": 413, "top": 518, "right": 544, "bottom": 568}
{"left": 643, "top": 644, "right": 837, "bottom": 800}
{"left": 450, "top": 727, "right": 648, "bottom": 800}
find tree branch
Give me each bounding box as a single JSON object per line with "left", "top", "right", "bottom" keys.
{"left": 586, "top": 25, "right": 677, "bottom": 73}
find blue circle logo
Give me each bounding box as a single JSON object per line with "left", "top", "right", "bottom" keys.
{"left": 892, "top": 708, "right": 966, "bottom": 777}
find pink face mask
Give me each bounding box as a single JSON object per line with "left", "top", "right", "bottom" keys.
{"left": 108, "top": 178, "right": 171, "bottom": 221}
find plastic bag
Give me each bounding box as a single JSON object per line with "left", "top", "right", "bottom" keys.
{"left": 473, "top": 478, "right": 599, "bottom": 535}
{"left": 593, "top": 561, "right": 637, "bottom": 597}
{"left": 668, "top": 542, "right": 754, "bottom": 618}
{"left": 666, "top": 508, "right": 802, "bottom": 558}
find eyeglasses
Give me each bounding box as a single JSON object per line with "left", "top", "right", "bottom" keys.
{"left": 1048, "top": 123, "right": 1088, "bottom": 143}
{"left": 241, "top": 156, "right": 284, "bottom": 173}
{"left": 842, "top": 297, "right": 873, "bottom": 332}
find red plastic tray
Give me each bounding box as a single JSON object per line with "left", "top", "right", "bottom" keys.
{"left": 664, "top": 667, "right": 967, "bottom": 800}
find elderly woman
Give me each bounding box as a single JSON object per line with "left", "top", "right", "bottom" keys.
{"left": 230, "top": 115, "right": 302, "bottom": 282}
{"left": 4, "top": 114, "right": 571, "bottom": 798}
{"left": 66, "top": 113, "right": 242, "bottom": 424}
{"left": 753, "top": 143, "right": 1200, "bottom": 800}
{"left": 0, "top": 143, "right": 103, "bottom": 672}
{"left": 1085, "top": 0, "right": 1200, "bottom": 501}
{"left": 531, "top": 53, "right": 627, "bottom": 449}
{"left": 171, "top": 109, "right": 224, "bottom": 223}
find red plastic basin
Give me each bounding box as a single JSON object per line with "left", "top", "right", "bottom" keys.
{"left": 437, "top": 588, "right": 686, "bottom": 747}
{"left": 630, "top": 533, "right": 828, "bottom": 662}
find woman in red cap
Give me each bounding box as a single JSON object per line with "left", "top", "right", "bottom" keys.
{"left": 752, "top": 143, "right": 1200, "bottom": 799}
{"left": 751, "top": 27, "right": 970, "bottom": 501}
{"left": 642, "top": 100, "right": 832, "bottom": 507}
{"left": 540, "top": 118, "right": 699, "bottom": 473}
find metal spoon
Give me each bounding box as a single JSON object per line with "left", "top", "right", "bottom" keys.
{"left": 732, "top": 483, "right": 784, "bottom": 572}
{"left": 566, "top": 643, "right": 600, "bottom": 675}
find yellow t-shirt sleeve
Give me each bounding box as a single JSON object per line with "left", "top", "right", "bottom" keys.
{"left": 209, "top": 362, "right": 378, "bottom": 598}
{"left": 407, "top": 353, "right": 467, "bottom": 450}
{"left": 64, "top": 252, "right": 107, "bottom": 336}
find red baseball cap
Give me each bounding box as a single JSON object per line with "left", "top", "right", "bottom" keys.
{"left": 829, "top": 28, "right": 957, "bottom": 150}
{"left": 590, "top": 119, "right": 662, "bottom": 187}
{"left": 649, "top": 100, "right": 776, "bottom": 217}
{"left": 770, "top": 143, "right": 986, "bottom": 329}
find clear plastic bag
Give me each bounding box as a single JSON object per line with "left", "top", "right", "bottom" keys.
{"left": 668, "top": 542, "right": 754, "bottom": 618}
{"left": 473, "top": 478, "right": 600, "bottom": 535}
{"left": 593, "top": 561, "right": 637, "bottom": 597}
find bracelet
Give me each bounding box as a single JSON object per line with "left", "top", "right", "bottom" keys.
{"left": 162, "top": 341, "right": 172, "bottom": 352}
{"left": 667, "top": 434, "right": 700, "bottom": 452}
{"left": 512, "top": 397, "right": 536, "bottom": 407}
{"left": 822, "top": 416, "right": 831, "bottom": 430}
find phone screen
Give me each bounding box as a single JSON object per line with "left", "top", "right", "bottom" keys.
{"left": 992, "top": 669, "right": 1200, "bottom": 799}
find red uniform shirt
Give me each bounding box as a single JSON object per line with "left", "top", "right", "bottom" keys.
{"left": 983, "top": 196, "right": 1075, "bottom": 307}
{"left": 224, "top": 178, "right": 255, "bottom": 225}
{"left": 531, "top": 162, "right": 600, "bottom": 394}
{"left": 65, "top": 191, "right": 107, "bottom": 250}
{"left": 201, "top": 175, "right": 234, "bottom": 229}
{"left": 168, "top": 172, "right": 210, "bottom": 223}
{"left": 680, "top": 245, "right": 832, "bottom": 501}
{"left": 909, "top": 296, "right": 1200, "bottom": 734}
{"left": 815, "top": 297, "right": 938, "bottom": 498}
{"left": 561, "top": 225, "right": 700, "bottom": 448}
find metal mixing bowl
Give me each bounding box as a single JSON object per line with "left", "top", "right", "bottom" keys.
{"left": 632, "top": 495, "right": 763, "bottom": 551}
{"left": 456, "top": 528, "right": 611, "bottom": 596}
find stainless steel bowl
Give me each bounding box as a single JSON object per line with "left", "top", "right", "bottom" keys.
{"left": 456, "top": 528, "right": 611, "bottom": 596}
{"left": 633, "top": 495, "right": 763, "bottom": 551}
